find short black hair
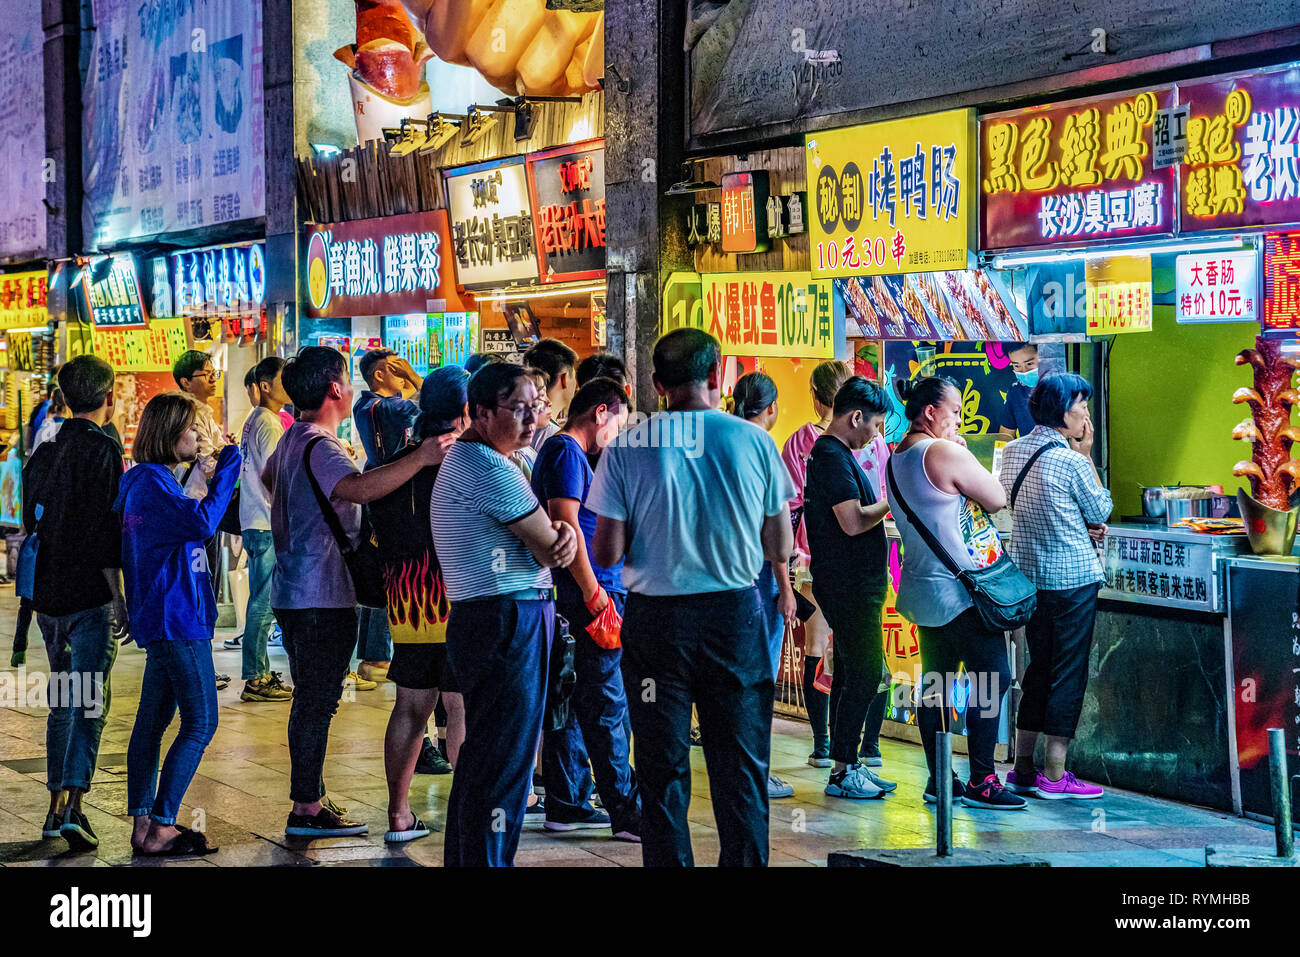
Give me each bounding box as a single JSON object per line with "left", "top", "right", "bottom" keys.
{"left": 282, "top": 346, "right": 347, "bottom": 412}
{"left": 895, "top": 375, "right": 960, "bottom": 423}
{"left": 833, "top": 376, "right": 890, "bottom": 419}
{"left": 244, "top": 366, "right": 257, "bottom": 388}
{"left": 577, "top": 352, "right": 626, "bottom": 387}
{"left": 463, "top": 353, "right": 501, "bottom": 375}
{"left": 1029, "top": 373, "right": 1092, "bottom": 428}
{"left": 417, "top": 365, "right": 470, "bottom": 438}
{"left": 253, "top": 355, "right": 286, "bottom": 386}
{"left": 1007, "top": 342, "right": 1038, "bottom": 356}
{"left": 468, "top": 362, "right": 532, "bottom": 418}
{"left": 172, "top": 349, "right": 212, "bottom": 386}
{"left": 59, "top": 354, "right": 115, "bottom": 414}
{"left": 567, "top": 377, "right": 625, "bottom": 422}
{"left": 731, "top": 372, "right": 778, "bottom": 420}
{"left": 652, "top": 328, "right": 720, "bottom": 390}
{"left": 523, "top": 339, "right": 578, "bottom": 390}
{"left": 358, "top": 347, "right": 396, "bottom": 388}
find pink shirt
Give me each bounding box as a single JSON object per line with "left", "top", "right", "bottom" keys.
{"left": 781, "top": 422, "right": 890, "bottom": 564}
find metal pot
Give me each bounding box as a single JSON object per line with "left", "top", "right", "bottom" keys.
{"left": 1164, "top": 497, "right": 1213, "bottom": 526}
{"left": 1140, "top": 485, "right": 1181, "bottom": 518}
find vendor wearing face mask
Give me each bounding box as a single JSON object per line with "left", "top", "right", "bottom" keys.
{"left": 998, "top": 342, "right": 1039, "bottom": 439}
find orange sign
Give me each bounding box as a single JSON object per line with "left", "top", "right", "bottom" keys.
{"left": 720, "top": 171, "right": 770, "bottom": 254}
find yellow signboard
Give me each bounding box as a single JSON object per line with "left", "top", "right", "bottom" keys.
{"left": 88, "top": 317, "right": 191, "bottom": 372}
{"left": 0, "top": 270, "right": 48, "bottom": 331}
{"left": 1085, "top": 255, "right": 1153, "bottom": 335}
{"left": 805, "top": 109, "right": 976, "bottom": 278}
{"left": 700, "top": 271, "right": 835, "bottom": 359}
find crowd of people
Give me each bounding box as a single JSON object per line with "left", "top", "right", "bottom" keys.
{"left": 19, "top": 328, "right": 1113, "bottom": 865}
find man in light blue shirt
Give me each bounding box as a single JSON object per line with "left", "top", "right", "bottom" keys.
{"left": 588, "top": 328, "right": 794, "bottom": 867}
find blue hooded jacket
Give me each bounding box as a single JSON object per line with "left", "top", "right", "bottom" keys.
{"left": 114, "top": 444, "right": 241, "bottom": 646}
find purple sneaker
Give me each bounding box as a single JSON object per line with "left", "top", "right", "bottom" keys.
{"left": 1005, "top": 768, "right": 1040, "bottom": 794}
{"left": 1035, "top": 770, "right": 1103, "bottom": 800}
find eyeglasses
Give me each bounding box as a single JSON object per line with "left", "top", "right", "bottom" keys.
{"left": 497, "top": 402, "right": 547, "bottom": 420}
{"left": 192, "top": 370, "right": 223, "bottom": 382}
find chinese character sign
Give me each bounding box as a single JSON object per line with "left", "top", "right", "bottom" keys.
{"left": 700, "top": 272, "right": 836, "bottom": 359}
{"left": 1263, "top": 231, "right": 1300, "bottom": 333}
{"left": 168, "top": 243, "right": 265, "bottom": 318}
{"left": 1101, "top": 533, "right": 1215, "bottom": 612}
{"left": 1180, "top": 66, "right": 1300, "bottom": 233}
{"left": 1175, "top": 251, "right": 1259, "bottom": 324}
{"left": 806, "top": 109, "right": 976, "bottom": 277}
{"left": 89, "top": 316, "right": 189, "bottom": 372}
{"left": 525, "top": 140, "right": 606, "bottom": 283}
{"left": 0, "top": 270, "right": 48, "bottom": 330}
{"left": 443, "top": 157, "right": 540, "bottom": 288}
{"left": 81, "top": 254, "right": 148, "bottom": 329}
{"left": 1084, "top": 255, "right": 1153, "bottom": 335}
{"left": 719, "top": 170, "right": 770, "bottom": 254}
{"left": 303, "top": 211, "right": 468, "bottom": 319}
{"left": 981, "top": 88, "right": 1177, "bottom": 249}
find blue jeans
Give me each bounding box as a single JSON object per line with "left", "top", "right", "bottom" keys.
{"left": 356, "top": 605, "right": 393, "bottom": 662}
{"left": 543, "top": 592, "right": 639, "bottom": 832}
{"left": 622, "top": 586, "right": 771, "bottom": 867}
{"left": 756, "top": 564, "right": 785, "bottom": 679}
{"left": 241, "top": 529, "right": 277, "bottom": 681}
{"left": 444, "top": 596, "right": 553, "bottom": 867}
{"left": 126, "top": 639, "right": 219, "bottom": 825}
{"left": 38, "top": 605, "right": 116, "bottom": 793}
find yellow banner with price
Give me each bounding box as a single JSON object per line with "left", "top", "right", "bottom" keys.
{"left": 75, "top": 317, "right": 192, "bottom": 372}
{"left": 700, "top": 271, "right": 836, "bottom": 359}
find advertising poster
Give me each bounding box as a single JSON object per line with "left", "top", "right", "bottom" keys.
{"left": 837, "top": 269, "right": 1026, "bottom": 341}
{"left": 881, "top": 340, "right": 1017, "bottom": 441}
{"left": 526, "top": 140, "right": 606, "bottom": 283}
{"left": 443, "top": 157, "right": 540, "bottom": 288}
{"left": 700, "top": 271, "right": 838, "bottom": 359}
{"left": 0, "top": 3, "right": 46, "bottom": 260}
{"left": 82, "top": 0, "right": 266, "bottom": 248}
{"left": 806, "top": 109, "right": 976, "bottom": 277}
{"left": 0, "top": 446, "right": 22, "bottom": 527}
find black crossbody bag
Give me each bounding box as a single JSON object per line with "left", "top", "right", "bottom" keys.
{"left": 887, "top": 448, "right": 1041, "bottom": 633}
{"left": 303, "top": 436, "right": 387, "bottom": 609}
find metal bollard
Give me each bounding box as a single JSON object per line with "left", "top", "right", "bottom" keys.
{"left": 936, "top": 731, "right": 953, "bottom": 857}
{"left": 1267, "top": 728, "right": 1294, "bottom": 859}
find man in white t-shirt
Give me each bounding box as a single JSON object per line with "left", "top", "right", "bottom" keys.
{"left": 588, "top": 328, "right": 794, "bottom": 867}
{"left": 236, "top": 356, "right": 293, "bottom": 703}
{"left": 431, "top": 362, "right": 578, "bottom": 867}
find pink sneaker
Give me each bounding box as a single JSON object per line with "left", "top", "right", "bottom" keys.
{"left": 1005, "top": 768, "right": 1039, "bottom": 794}
{"left": 1035, "top": 770, "right": 1103, "bottom": 799}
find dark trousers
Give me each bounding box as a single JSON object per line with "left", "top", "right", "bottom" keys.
{"left": 621, "top": 586, "right": 771, "bottom": 867}
{"left": 126, "top": 639, "right": 219, "bottom": 825}
{"left": 444, "top": 596, "right": 553, "bottom": 867}
{"left": 543, "top": 592, "right": 639, "bottom": 831}
{"left": 274, "top": 607, "right": 359, "bottom": 804}
{"left": 814, "top": 585, "right": 885, "bottom": 766}
{"left": 1017, "top": 582, "right": 1100, "bottom": 738}
{"left": 917, "top": 607, "right": 1011, "bottom": 784}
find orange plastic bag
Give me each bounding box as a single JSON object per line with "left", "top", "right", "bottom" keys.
{"left": 812, "top": 635, "right": 834, "bottom": 694}
{"left": 586, "top": 600, "right": 624, "bottom": 649}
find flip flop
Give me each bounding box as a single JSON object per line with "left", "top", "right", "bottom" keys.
{"left": 384, "top": 815, "right": 431, "bottom": 844}
{"left": 134, "top": 828, "right": 219, "bottom": 857}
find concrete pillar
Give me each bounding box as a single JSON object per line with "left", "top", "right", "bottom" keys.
{"left": 262, "top": 0, "right": 298, "bottom": 355}
{"left": 41, "top": 0, "right": 81, "bottom": 264}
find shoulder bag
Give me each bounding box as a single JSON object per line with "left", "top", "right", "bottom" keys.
{"left": 887, "top": 450, "right": 1037, "bottom": 633}
{"left": 303, "top": 435, "right": 387, "bottom": 608}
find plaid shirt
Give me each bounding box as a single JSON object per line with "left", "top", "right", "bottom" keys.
{"left": 999, "top": 426, "right": 1113, "bottom": 590}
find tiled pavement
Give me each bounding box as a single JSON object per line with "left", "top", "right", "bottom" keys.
{"left": 0, "top": 589, "right": 1276, "bottom": 867}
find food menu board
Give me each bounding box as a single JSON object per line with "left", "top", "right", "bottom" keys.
{"left": 838, "top": 269, "right": 1026, "bottom": 341}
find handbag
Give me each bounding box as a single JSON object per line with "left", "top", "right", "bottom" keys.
{"left": 218, "top": 483, "right": 242, "bottom": 536}
{"left": 546, "top": 613, "right": 577, "bottom": 731}
{"left": 15, "top": 505, "right": 40, "bottom": 601}
{"left": 887, "top": 451, "right": 1037, "bottom": 633}
{"left": 303, "top": 435, "right": 387, "bottom": 608}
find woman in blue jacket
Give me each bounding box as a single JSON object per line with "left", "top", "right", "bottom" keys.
{"left": 116, "top": 392, "right": 240, "bottom": 856}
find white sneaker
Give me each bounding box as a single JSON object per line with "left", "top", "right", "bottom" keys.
{"left": 861, "top": 767, "right": 898, "bottom": 792}
{"left": 344, "top": 670, "right": 378, "bottom": 691}
{"left": 824, "top": 763, "right": 885, "bottom": 800}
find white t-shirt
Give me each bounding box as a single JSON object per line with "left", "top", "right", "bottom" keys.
{"left": 431, "top": 439, "right": 552, "bottom": 602}
{"left": 586, "top": 409, "right": 795, "bottom": 596}
{"left": 239, "top": 406, "right": 284, "bottom": 531}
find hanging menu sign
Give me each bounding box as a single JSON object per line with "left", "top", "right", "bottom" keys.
{"left": 525, "top": 139, "right": 606, "bottom": 284}
{"left": 1179, "top": 65, "right": 1300, "bottom": 233}
{"left": 720, "top": 170, "right": 771, "bottom": 254}
{"left": 443, "top": 156, "right": 539, "bottom": 288}
{"left": 807, "top": 108, "right": 976, "bottom": 276}
{"left": 1085, "top": 255, "right": 1153, "bottom": 335}
{"left": 700, "top": 271, "right": 837, "bottom": 358}
{"left": 81, "top": 254, "right": 148, "bottom": 330}
{"left": 981, "top": 87, "right": 1178, "bottom": 250}
{"left": 1175, "top": 250, "right": 1259, "bottom": 323}
{"left": 303, "top": 210, "right": 468, "bottom": 319}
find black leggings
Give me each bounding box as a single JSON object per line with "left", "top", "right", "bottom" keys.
{"left": 916, "top": 607, "right": 1011, "bottom": 784}
{"left": 814, "top": 588, "right": 885, "bottom": 766}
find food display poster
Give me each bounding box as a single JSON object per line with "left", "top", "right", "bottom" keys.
{"left": 881, "top": 340, "right": 1017, "bottom": 440}
{"left": 835, "top": 269, "right": 1026, "bottom": 341}
{"left": 1175, "top": 250, "right": 1259, "bottom": 324}
{"left": 806, "top": 108, "right": 976, "bottom": 277}
{"left": 82, "top": 0, "right": 265, "bottom": 249}
{"left": 382, "top": 314, "right": 431, "bottom": 377}
{"left": 981, "top": 87, "right": 1177, "bottom": 250}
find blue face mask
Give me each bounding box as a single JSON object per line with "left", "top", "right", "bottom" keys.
{"left": 1015, "top": 369, "right": 1039, "bottom": 388}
